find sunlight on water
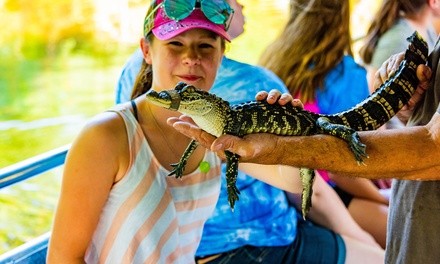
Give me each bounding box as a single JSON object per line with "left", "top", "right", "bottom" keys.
{"left": 0, "top": 115, "right": 86, "bottom": 131}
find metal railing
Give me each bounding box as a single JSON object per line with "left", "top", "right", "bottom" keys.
{"left": 0, "top": 145, "right": 70, "bottom": 264}
{"left": 0, "top": 145, "right": 69, "bottom": 189}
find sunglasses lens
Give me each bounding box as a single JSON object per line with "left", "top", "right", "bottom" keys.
{"left": 200, "top": 0, "right": 232, "bottom": 25}
{"left": 164, "top": 0, "right": 196, "bottom": 21}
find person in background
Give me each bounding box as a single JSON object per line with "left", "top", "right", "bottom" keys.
{"left": 259, "top": 0, "right": 388, "bottom": 248}
{"left": 359, "top": 0, "right": 440, "bottom": 223}
{"left": 360, "top": 0, "right": 440, "bottom": 93}
{"left": 115, "top": 1, "right": 384, "bottom": 263}
{"left": 169, "top": 50, "right": 439, "bottom": 263}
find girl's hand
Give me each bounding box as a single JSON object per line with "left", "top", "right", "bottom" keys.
{"left": 255, "top": 89, "right": 304, "bottom": 108}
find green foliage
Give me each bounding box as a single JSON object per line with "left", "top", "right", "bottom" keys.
{"left": 0, "top": 0, "right": 111, "bottom": 59}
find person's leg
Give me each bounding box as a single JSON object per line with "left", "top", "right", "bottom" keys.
{"left": 290, "top": 220, "right": 346, "bottom": 264}
{"left": 203, "top": 220, "right": 347, "bottom": 263}
{"left": 343, "top": 235, "right": 384, "bottom": 264}
{"left": 203, "top": 218, "right": 384, "bottom": 263}
{"left": 348, "top": 198, "right": 388, "bottom": 248}
{"left": 292, "top": 218, "right": 384, "bottom": 264}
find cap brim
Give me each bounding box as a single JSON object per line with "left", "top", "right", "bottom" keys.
{"left": 152, "top": 20, "right": 231, "bottom": 42}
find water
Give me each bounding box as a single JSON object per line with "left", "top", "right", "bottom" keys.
{"left": 0, "top": 54, "right": 130, "bottom": 253}
{"left": 0, "top": 55, "right": 127, "bottom": 166}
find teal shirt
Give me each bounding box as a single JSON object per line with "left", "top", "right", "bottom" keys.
{"left": 370, "top": 19, "right": 437, "bottom": 69}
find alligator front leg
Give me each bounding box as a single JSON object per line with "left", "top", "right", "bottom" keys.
{"left": 300, "top": 168, "right": 315, "bottom": 219}
{"left": 316, "top": 117, "right": 368, "bottom": 163}
{"left": 168, "top": 140, "right": 199, "bottom": 178}
{"left": 225, "top": 150, "right": 241, "bottom": 210}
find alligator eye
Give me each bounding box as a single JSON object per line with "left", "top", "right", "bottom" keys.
{"left": 158, "top": 91, "right": 171, "bottom": 100}
{"left": 145, "top": 89, "right": 158, "bottom": 96}
{"left": 180, "top": 85, "right": 196, "bottom": 94}
{"left": 175, "top": 82, "right": 188, "bottom": 91}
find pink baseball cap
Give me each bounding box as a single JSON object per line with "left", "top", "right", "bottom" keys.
{"left": 144, "top": 0, "right": 231, "bottom": 41}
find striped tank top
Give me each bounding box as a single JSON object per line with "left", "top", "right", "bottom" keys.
{"left": 84, "top": 103, "right": 222, "bottom": 264}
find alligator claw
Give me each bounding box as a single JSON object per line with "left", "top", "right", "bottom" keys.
{"left": 349, "top": 133, "right": 368, "bottom": 163}
{"left": 168, "top": 162, "right": 185, "bottom": 178}
{"left": 167, "top": 140, "right": 199, "bottom": 179}
{"left": 227, "top": 185, "right": 240, "bottom": 210}
{"left": 225, "top": 151, "right": 240, "bottom": 210}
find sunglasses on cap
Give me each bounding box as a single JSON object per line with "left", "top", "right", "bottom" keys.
{"left": 164, "top": 0, "right": 233, "bottom": 26}
{"left": 144, "top": 0, "right": 234, "bottom": 35}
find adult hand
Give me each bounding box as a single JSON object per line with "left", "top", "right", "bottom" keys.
{"left": 168, "top": 117, "right": 283, "bottom": 164}
{"left": 373, "top": 52, "right": 404, "bottom": 89}
{"left": 210, "top": 133, "right": 282, "bottom": 164}
{"left": 397, "top": 64, "right": 431, "bottom": 123}
{"left": 373, "top": 52, "right": 432, "bottom": 124}
{"left": 167, "top": 115, "right": 225, "bottom": 158}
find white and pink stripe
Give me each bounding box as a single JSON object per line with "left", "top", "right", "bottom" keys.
{"left": 85, "top": 104, "right": 221, "bottom": 264}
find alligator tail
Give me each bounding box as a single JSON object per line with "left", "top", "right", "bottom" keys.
{"left": 325, "top": 31, "right": 428, "bottom": 131}
{"left": 299, "top": 32, "right": 428, "bottom": 218}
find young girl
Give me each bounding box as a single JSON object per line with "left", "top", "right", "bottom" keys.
{"left": 47, "top": 0, "right": 232, "bottom": 263}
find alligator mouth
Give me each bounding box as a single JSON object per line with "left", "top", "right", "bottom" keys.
{"left": 145, "top": 90, "right": 181, "bottom": 111}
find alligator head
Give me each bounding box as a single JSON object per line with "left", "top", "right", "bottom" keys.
{"left": 145, "top": 82, "right": 230, "bottom": 136}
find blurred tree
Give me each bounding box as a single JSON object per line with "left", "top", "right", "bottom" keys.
{"left": 2, "top": 0, "right": 97, "bottom": 58}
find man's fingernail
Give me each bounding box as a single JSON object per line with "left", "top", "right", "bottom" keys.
{"left": 423, "top": 68, "right": 430, "bottom": 78}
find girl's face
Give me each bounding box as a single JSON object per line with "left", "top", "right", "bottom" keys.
{"left": 142, "top": 29, "right": 225, "bottom": 92}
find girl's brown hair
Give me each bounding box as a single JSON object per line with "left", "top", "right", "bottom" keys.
{"left": 259, "top": 0, "right": 352, "bottom": 102}
{"left": 130, "top": 0, "right": 157, "bottom": 100}
{"left": 130, "top": 39, "right": 154, "bottom": 100}
{"left": 359, "top": 0, "right": 427, "bottom": 64}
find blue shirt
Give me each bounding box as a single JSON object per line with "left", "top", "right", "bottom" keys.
{"left": 114, "top": 51, "right": 297, "bottom": 256}
{"left": 115, "top": 49, "right": 144, "bottom": 104}
{"left": 316, "top": 55, "right": 369, "bottom": 114}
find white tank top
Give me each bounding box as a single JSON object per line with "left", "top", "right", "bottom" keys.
{"left": 85, "top": 103, "right": 221, "bottom": 263}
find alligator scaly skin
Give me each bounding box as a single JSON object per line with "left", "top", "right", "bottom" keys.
{"left": 145, "top": 32, "right": 428, "bottom": 217}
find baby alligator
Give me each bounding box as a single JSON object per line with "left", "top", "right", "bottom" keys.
{"left": 145, "top": 31, "right": 427, "bottom": 218}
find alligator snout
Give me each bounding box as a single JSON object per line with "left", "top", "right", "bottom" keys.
{"left": 145, "top": 89, "right": 181, "bottom": 110}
